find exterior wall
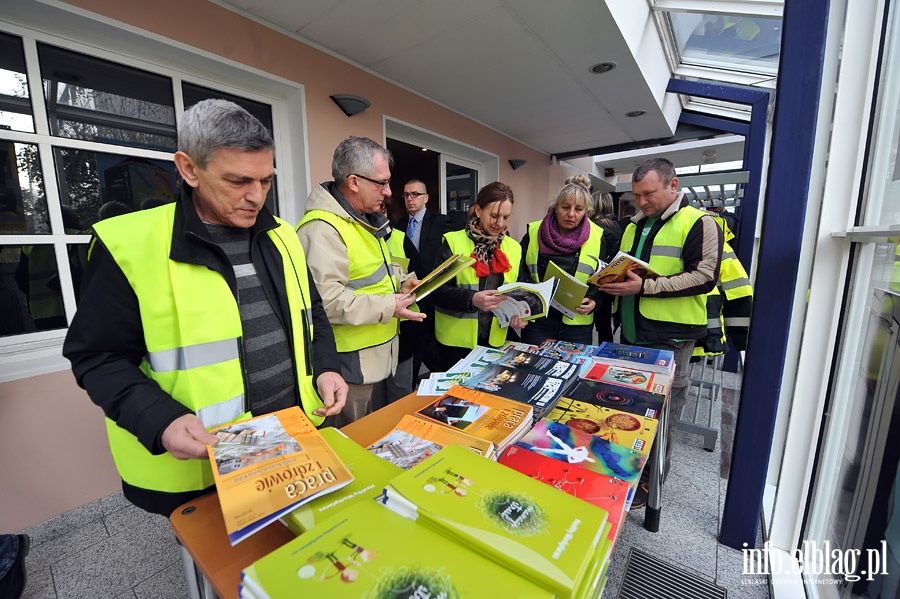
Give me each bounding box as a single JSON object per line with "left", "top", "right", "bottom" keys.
{"left": 1, "top": 0, "right": 577, "bottom": 528}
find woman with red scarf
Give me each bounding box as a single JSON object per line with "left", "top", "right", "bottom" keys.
{"left": 519, "top": 174, "right": 605, "bottom": 346}
{"left": 426, "top": 182, "right": 526, "bottom": 372}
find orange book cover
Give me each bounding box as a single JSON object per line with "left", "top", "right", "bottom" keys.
{"left": 587, "top": 251, "right": 656, "bottom": 286}
{"left": 207, "top": 407, "right": 354, "bottom": 545}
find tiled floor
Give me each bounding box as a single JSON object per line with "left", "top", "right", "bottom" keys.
{"left": 16, "top": 367, "right": 770, "bottom": 599}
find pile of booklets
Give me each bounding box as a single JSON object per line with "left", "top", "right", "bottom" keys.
{"left": 233, "top": 339, "right": 676, "bottom": 598}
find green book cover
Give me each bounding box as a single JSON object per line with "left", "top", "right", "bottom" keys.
{"left": 544, "top": 260, "right": 589, "bottom": 320}
{"left": 402, "top": 253, "right": 476, "bottom": 302}
{"left": 280, "top": 428, "right": 402, "bottom": 535}
{"left": 243, "top": 499, "right": 554, "bottom": 598}
{"left": 384, "top": 445, "right": 608, "bottom": 598}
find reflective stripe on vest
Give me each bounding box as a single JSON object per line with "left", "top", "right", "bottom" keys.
{"left": 620, "top": 206, "right": 707, "bottom": 326}
{"left": 95, "top": 205, "right": 322, "bottom": 494}
{"left": 298, "top": 209, "right": 399, "bottom": 352}
{"left": 434, "top": 230, "right": 521, "bottom": 348}
{"left": 523, "top": 219, "right": 602, "bottom": 325}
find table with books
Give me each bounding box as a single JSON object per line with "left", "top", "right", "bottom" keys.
{"left": 170, "top": 339, "right": 675, "bottom": 599}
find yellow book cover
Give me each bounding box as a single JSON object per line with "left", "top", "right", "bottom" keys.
{"left": 402, "top": 253, "right": 476, "bottom": 301}
{"left": 587, "top": 251, "right": 657, "bottom": 286}
{"left": 547, "top": 396, "right": 658, "bottom": 456}
{"left": 207, "top": 407, "right": 354, "bottom": 545}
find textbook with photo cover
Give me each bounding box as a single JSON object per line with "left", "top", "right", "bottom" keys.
{"left": 582, "top": 361, "right": 671, "bottom": 396}
{"left": 401, "top": 252, "right": 475, "bottom": 301}
{"left": 544, "top": 260, "right": 589, "bottom": 319}
{"left": 206, "top": 407, "right": 354, "bottom": 545}
{"left": 547, "top": 396, "right": 658, "bottom": 456}
{"left": 279, "top": 427, "right": 402, "bottom": 536}
{"left": 593, "top": 342, "right": 675, "bottom": 374}
{"left": 488, "top": 347, "right": 580, "bottom": 381}
{"left": 380, "top": 444, "right": 609, "bottom": 598}
{"left": 565, "top": 378, "right": 666, "bottom": 419}
{"left": 460, "top": 363, "right": 568, "bottom": 423}
{"left": 587, "top": 250, "right": 657, "bottom": 286}
{"left": 491, "top": 279, "right": 558, "bottom": 327}
{"left": 366, "top": 427, "right": 445, "bottom": 470}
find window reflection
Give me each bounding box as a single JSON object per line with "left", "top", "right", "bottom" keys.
{"left": 0, "top": 31, "right": 34, "bottom": 133}
{"left": 668, "top": 12, "right": 782, "bottom": 74}
{"left": 0, "top": 141, "right": 48, "bottom": 235}
{"left": 0, "top": 244, "right": 64, "bottom": 335}
{"left": 54, "top": 148, "right": 176, "bottom": 230}
{"left": 38, "top": 43, "right": 176, "bottom": 151}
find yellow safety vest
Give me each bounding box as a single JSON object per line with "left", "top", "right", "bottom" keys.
{"left": 434, "top": 230, "right": 521, "bottom": 348}
{"left": 693, "top": 241, "right": 753, "bottom": 356}
{"left": 298, "top": 210, "right": 399, "bottom": 352}
{"left": 620, "top": 206, "right": 708, "bottom": 327}
{"left": 523, "top": 219, "right": 602, "bottom": 325}
{"left": 96, "top": 205, "right": 322, "bottom": 494}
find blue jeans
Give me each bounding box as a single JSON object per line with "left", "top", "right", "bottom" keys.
{"left": 0, "top": 534, "right": 27, "bottom": 598}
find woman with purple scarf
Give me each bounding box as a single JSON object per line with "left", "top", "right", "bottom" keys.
{"left": 519, "top": 174, "right": 605, "bottom": 345}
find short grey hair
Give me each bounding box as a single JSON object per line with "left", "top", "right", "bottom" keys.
{"left": 633, "top": 157, "right": 676, "bottom": 186}
{"left": 178, "top": 99, "right": 273, "bottom": 167}
{"left": 331, "top": 136, "right": 394, "bottom": 185}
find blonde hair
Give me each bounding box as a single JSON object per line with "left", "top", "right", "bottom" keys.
{"left": 551, "top": 173, "right": 594, "bottom": 212}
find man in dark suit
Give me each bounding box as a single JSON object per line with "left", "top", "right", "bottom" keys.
{"left": 396, "top": 179, "right": 451, "bottom": 276}
{"left": 394, "top": 179, "right": 452, "bottom": 384}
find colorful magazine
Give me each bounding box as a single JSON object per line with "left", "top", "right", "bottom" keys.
{"left": 366, "top": 428, "right": 445, "bottom": 470}
{"left": 547, "top": 396, "right": 659, "bottom": 456}
{"left": 593, "top": 342, "right": 675, "bottom": 374}
{"left": 498, "top": 445, "right": 628, "bottom": 544}
{"left": 243, "top": 500, "right": 554, "bottom": 598}
{"left": 488, "top": 347, "right": 580, "bottom": 381}
{"left": 586, "top": 250, "right": 657, "bottom": 286}
{"left": 512, "top": 417, "right": 645, "bottom": 494}
{"left": 280, "top": 427, "right": 402, "bottom": 536}
{"left": 207, "top": 407, "right": 354, "bottom": 545}
{"left": 581, "top": 361, "right": 671, "bottom": 396}
{"left": 381, "top": 445, "right": 609, "bottom": 598}
{"left": 460, "top": 363, "right": 568, "bottom": 422}
{"left": 402, "top": 253, "right": 476, "bottom": 301}
{"left": 565, "top": 377, "right": 666, "bottom": 419}
{"left": 491, "top": 279, "right": 557, "bottom": 326}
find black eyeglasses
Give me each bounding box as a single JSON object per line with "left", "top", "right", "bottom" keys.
{"left": 353, "top": 173, "right": 391, "bottom": 190}
{"left": 401, "top": 191, "right": 427, "bottom": 199}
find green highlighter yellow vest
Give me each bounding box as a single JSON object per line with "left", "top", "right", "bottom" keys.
{"left": 621, "top": 206, "right": 708, "bottom": 327}
{"left": 298, "top": 210, "right": 399, "bottom": 352}
{"left": 435, "top": 230, "right": 522, "bottom": 348}
{"left": 523, "top": 220, "right": 602, "bottom": 325}
{"left": 95, "top": 205, "right": 323, "bottom": 494}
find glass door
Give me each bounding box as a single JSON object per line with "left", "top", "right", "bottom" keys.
{"left": 440, "top": 155, "right": 480, "bottom": 230}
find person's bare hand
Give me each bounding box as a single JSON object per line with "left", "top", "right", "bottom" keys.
{"left": 161, "top": 414, "right": 219, "bottom": 460}
{"left": 314, "top": 371, "right": 348, "bottom": 417}
{"left": 510, "top": 314, "right": 529, "bottom": 330}
{"left": 576, "top": 297, "right": 596, "bottom": 315}
{"left": 598, "top": 270, "right": 643, "bottom": 296}
{"left": 394, "top": 294, "right": 426, "bottom": 321}
{"left": 472, "top": 290, "right": 506, "bottom": 311}
{"left": 400, "top": 277, "right": 419, "bottom": 295}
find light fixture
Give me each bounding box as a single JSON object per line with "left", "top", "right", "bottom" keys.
{"left": 589, "top": 61, "right": 617, "bottom": 74}
{"left": 625, "top": 110, "right": 646, "bottom": 118}
{"left": 329, "top": 94, "right": 371, "bottom": 117}
{"left": 509, "top": 159, "right": 527, "bottom": 170}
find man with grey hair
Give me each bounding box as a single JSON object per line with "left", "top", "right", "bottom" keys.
{"left": 298, "top": 136, "right": 424, "bottom": 426}
{"left": 599, "top": 156, "right": 722, "bottom": 508}
{"left": 64, "top": 99, "right": 347, "bottom": 516}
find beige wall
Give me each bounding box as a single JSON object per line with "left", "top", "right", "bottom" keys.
{"left": 1, "top": 0, "right": 585, "bottom": 529}
{"left": 0, "top": 370, "right": 120, "bottom": 531}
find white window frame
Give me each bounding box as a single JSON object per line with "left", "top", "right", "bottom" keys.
{"left": 0, "top": 1, "right": 309, "bottom": 383}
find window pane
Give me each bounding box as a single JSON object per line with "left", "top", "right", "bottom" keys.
{"left": 667, "top": 12, "right": 782, "bottom": 75}
{"left": 181, "top": 82, "right": 278, "bottom": 214}
{"left": 0, "top": 32, "right": 35, "bottom": 133}
{"left": 2, "top": 244, "right": 65, "bottom": 335}
{"left": 54, "top": 148, "right": 177, "bottom": 230}
{"left": 0, "top": 140, "right": 48, "bottom": 234}
{"left": 38, "top": 43, "right": 176, "bottom": 151}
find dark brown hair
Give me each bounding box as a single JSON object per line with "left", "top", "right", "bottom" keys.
{"left": 474, "top": 181, "right": 514, "bottom": 210}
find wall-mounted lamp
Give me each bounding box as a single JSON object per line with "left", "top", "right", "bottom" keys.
{"left": 509, "top": 159, "right": 527, "bottom": 170}
{"left": 330, "top": 94, "right": 371, "bottom": 117}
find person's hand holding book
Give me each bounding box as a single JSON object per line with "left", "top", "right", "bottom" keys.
{"left": 598, "top": 269, "right": 644, "bottom": 296}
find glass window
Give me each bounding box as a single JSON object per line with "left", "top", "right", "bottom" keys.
{"left": 37, "top": 43, "right": 176, "bottom": 151}
{"left": 0, "top": 32, "right": 35, "bottom": 133}
{"left": 53, "top": 148, "right": 177, "bottom": 230}
{"left": 667, "top": 12, "right": 782, "bottom": 75}
{"left": 1, "top": 244, "right": 65, "bottom": 336}
{"left": 0, "top": 141, "right": 48, "bottom": 235}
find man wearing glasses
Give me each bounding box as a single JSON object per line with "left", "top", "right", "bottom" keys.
{"left": 298, "top": 136, "right": 424, "bottom": 426}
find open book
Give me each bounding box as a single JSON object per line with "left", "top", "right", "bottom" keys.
{"left": 544, "top": 260, "right": 589, "bottom": 319}
{"left": 491, "top": 279, "right": 558, "bottom": 327}
{"left": 587, "top": 251, "right": 656, "bottom": 286}
{"left": 402, "top": 253, "right": 475, "bottom": 301}
{"left": 207, "top": 407, "right": 354, "bottom": 545}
